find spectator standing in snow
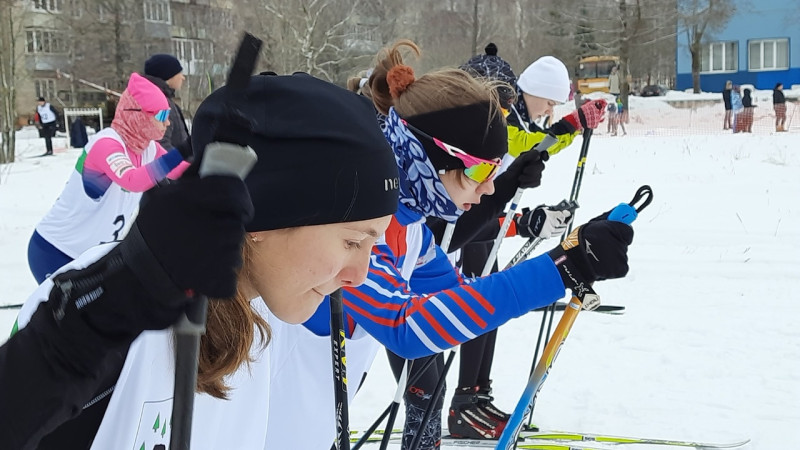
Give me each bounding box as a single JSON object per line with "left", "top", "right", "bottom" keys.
{"left": 35, "top": 97, "right": 59, "bottom": 156}
{"left": 722, "top": 80, "right": 733, "bottom": 130}
{"left": 740, "top": 88, "right": 756, "bottom": 133}
{"left": 608, "top": 65, "right": 621, "bottom": 98}
{"left": 773, "top": 83, "right": 787, "bottom": 132}
{"left": 615, "top": 96, "right": 627, "bottom": 136}
{"left": 731, "top": 85, "right": 743, "bottom": 133}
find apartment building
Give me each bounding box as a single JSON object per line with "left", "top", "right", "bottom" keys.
{"left": 14, "top": 0, "right": 236, "bottom": 125}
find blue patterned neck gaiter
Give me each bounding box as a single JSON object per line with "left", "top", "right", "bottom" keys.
{"left": 383, "top": 108, "right": 462, "bottom": 223}
{"left": 512, "top": 84, "right": 531, "bottom": 125}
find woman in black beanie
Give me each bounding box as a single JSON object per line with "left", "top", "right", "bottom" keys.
{"left": 1, "top": 72, "right": 400, "bottom": 450}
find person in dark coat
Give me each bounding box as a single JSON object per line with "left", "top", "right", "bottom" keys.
{"left": 36, "top": 97, "right": 59, "bottom": 156}
{"left": 143, "top": 54, "right": 190, "bottom": 151}
{"left": 773, "top": 83, "right": 787, "bottom": 132}
{"left": 69, "top": 117, "right": 89, "bottom": 148}
{"left": 722, "top": 80, "right": 733, "bottom": 130}
{"left": 740, "top": 88, "right": 757, "bottom": 133}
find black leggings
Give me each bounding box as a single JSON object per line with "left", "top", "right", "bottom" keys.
{"left": 388, "top": 351, "right": 445, "bottom": 450}
{"left": 456, "top": 241, "right": 499, "bottom": 391}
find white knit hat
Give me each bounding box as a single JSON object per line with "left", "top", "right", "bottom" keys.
{"left": 517, "top": 56, "right": 571, "bottom": 103}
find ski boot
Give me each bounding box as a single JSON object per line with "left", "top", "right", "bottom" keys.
{"left": 448, "top": 386, "right": 500, "bottom": 439}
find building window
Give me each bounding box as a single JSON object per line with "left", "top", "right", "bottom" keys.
{"left": 35, "top": 79, "right": 57, "bottom": 101}
{"left": 33, "top": 0, "right": 63, "bottom": 12}
{"left": 172, "top": 38, "right": 212, "bottom": 71}
{"left": 749, "top": 39, "right": 789, "bottom": 71}
{"left": 69, "top": 0, "right": 82, "bottom": 18}
{"left": 700, "top": 41, "right": 737, "bottom": 73}
{"left": 144, "top": 1, "right": 170, "bottom": 23}
{"left": 25, "top": 29, "right": 68, "bottom": 54}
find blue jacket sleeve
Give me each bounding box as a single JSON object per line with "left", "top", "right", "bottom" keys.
{"left": 407, "top": 227, "right": 461, "bottom": 294}
{"left": 341, "top": 243, "right": 567, "bottom": 359}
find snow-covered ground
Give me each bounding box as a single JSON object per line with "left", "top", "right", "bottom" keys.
{"left": 2, "top": 107, "right": 799, "bottom": 449}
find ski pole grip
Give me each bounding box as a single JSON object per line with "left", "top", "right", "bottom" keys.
{"left": 607, "top": 185, "right": 654, "bottom": 225}
{"left": 198, "top": 142, "right": 258, "bottom": 180}
{"left": 607, "top": 203, "right": 637, "bottom": 225}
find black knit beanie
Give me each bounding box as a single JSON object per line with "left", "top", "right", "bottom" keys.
{"left": 144, "top": 54, "right": 183, "bottom": 81}
{"left": 192, "top": 73, "right": 399, "bottom": 231}
{"left": 485, "top": 43, "right": 498, "bottom": 56}
{"left": 405, "top": 102, "right": 507, "bottom": 173}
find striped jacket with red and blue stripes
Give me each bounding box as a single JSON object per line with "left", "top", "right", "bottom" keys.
{"left": 304, "top": 202, "right": 566, "bottom": 359}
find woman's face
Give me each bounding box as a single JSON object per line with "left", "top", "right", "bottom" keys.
{"left": 439, "top": 170, "right": 495, "bottom": 212}
{"left": 245, "top": 215, "right": 393, "bottom": 324}
{"left": 152, "top": 116, "right": 169, "bottom": 138}
{"left": 523, "top": 93, "right": 557, "bottom": 120}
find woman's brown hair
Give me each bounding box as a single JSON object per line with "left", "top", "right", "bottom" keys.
{"left": 195, "top": 238, "right": 270, "bottom": 399}
{"left": 368, "top": 39, "right": 504, "bottom": 124}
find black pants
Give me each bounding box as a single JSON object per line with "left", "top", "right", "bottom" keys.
{"left": 456, "top": 241, "right": 499, "bottom": 392}
{"left": 42, "top": 123, "right": 56, "bottom": 154}
{"left": 388, "top": 351, "right": 445, "bottom": 450}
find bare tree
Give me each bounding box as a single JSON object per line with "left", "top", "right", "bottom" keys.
{"left": 0, "top": 0, "right": 24, "bottom": 165}
{"left": 678, "top": 0, "right": 736, "bottom": 93}
{"left": 241, "top": 0, "right": 374, "bottom": 82}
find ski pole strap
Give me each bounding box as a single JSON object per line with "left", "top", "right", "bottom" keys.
{"left": 605, "top": 184, "right": 654, "bottom": 225}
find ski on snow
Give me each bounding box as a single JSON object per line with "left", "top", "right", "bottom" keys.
{"left": 350, "top": 428, "right": 750, "bottom": 449}
{"left": 351, "top": 431, "right": 611, "bottom": 450}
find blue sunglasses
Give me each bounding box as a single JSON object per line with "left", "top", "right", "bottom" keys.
{"left": 124, "top": 108, "right": 170, "bottom": 122}
{"left": 154, "top": 109, "right": 170, "bottom": 122}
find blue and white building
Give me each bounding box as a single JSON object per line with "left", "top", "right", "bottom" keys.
{"left": 676, "top": 0, "right": 799, "bottom": 92}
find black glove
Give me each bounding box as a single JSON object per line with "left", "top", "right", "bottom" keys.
{"left": 548, "top": 218, "right": 634, "bottom": 291}
{"left": 44, "top": 171, "right": 253, "bottom": 340}
{"left": 505, "top": 149, "right": 546, "bottom": 189}
{"left": 515, "top": 202, "right": 575, "bottom": 239}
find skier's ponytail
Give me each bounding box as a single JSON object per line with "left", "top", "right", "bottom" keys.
{"left": 368, "top": 39, "right": 504, "bottom": 128}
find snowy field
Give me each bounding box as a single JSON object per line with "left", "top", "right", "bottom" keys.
{"left": 1, "top": 97, "right": 799, "bottom": 449}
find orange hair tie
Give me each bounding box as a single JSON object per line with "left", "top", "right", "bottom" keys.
{"left": 387, "top": 65, "right": 415, "bottom": 99}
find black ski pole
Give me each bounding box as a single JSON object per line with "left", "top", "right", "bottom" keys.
{"left": 524, "top": 128, "right": 594, "bottom": 431}
{"left": 407, "top": 350, "right": 456, "bottom": 450}
{"left": 169, "top": 32, "right": 262, "bottom": 450}
{"left": 330, "top": 288, "right": 351, "bottom": 450}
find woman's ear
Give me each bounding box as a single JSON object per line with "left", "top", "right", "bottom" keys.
{"left": 249, "top": 232, "right": 263, "bottom": 243}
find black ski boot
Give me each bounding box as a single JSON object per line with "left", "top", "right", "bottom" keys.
{"left": 447, "top": 386, "right": 500, "bottom": 439}
{"left": 475, "top": 381, "right": 510, "bottom": 426}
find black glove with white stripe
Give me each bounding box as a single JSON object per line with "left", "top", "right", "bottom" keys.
{"left": 515, "top": 201, "right": 576, "bottom": 239}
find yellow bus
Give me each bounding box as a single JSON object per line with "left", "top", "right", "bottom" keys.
{"left": 576, "top": 56, "right": 619, "bottom": 94}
